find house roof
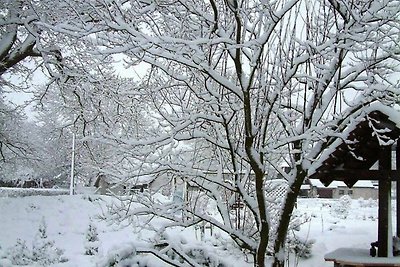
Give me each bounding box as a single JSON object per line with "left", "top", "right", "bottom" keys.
{"left": 94, "top": 173, "right": 157, "bottom": 188}
{"left": 309, "top": 103, "right": 400, "bottom": 188}
{"left": 309, "top": 179, "right": 376, "bottom": 189}
{"left": 93, "top": 174, "right": 119, "bottom": 187}
{"left": 129, "top": 175, "right": 155, "bottom": 185}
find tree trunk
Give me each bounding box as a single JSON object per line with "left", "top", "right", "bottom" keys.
{"left": 253, "top": 170, "right": 269, "bottom": 267}
{"left": 256, "top": 222, "right": 269, "bottom": 267}
{"left": 272, "top": 258, "right": 285, "bottom": 267}
{"left": 272, "top": 164, "right": 306, "bottom": 267}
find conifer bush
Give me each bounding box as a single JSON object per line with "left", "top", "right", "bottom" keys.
{"left": 85, "top": 220, "right": 100, "bottom": 255}
{"left": 7, "top": 217, "right": 67, "bottom": 265}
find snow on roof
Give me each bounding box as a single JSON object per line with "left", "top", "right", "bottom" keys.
{"left": 366, "top": 102, "right": 400, "bottom": 129}
{"left": 95, "top": 173, "right": 157, "bottom": 187}
{"left": 349, "top": 180, "right": 376, "bottom": 188}
{"left": 309, "top": 179, "right": 338, "bottom": 188}
{"left": 309, "top": 103, "right": 400, "bottom": 177}
{"left": 128, "top": 174, "right": 155, "bottom": 185}
{"left": 309, "top": 179, "right": 376, "bottom": 189}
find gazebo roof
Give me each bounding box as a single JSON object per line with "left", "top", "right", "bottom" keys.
{"left": 309, "top": 103, "right": 400, "bottom": 259}
{"left": 309, "top": 103, "right": 400, "bottom": 188}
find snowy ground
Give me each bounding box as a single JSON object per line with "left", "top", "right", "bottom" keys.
{"left": 0, "top": 193, "right": 396, "bottom": 267}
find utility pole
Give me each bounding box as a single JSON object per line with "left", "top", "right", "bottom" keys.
{"left": 69, "top": 131, "right": 76, "bottom": 195}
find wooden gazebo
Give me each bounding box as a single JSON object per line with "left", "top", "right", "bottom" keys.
{"left": 309, "top": 104, "right": 400, "bottom": 265}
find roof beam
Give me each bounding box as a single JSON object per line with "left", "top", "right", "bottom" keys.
{"left": 314, "top": 169, "right": 400, "bottom": 181}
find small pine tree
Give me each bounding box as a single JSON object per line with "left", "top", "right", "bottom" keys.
{"left": 7, "top": 239, "right": 31, "bottom": 265}
{"left": 7, "top": 218, "right": 67, "bottom": 265}
{"left": 85, "top": 221, "right": 100, "bottom": 255}
{"left": 38, "top": 217, "right": 47, "bottom": 239}
{"left": 31, "top": 217, "right": 67, "bottom": 265}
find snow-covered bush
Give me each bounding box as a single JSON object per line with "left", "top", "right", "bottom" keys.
{"left": 0, "top": 258, "right": 12, "bottom": 267}
{"left": 6, "top": 218, "right": 67, "bottom": 266}
{"left": 286, "top": 236, "right": 315, "bottom": 259}
{"left": 7, "top": 239, "right": 32, "bottom": 265}
{"left": 31, "top": 237, "right": 66, "bottom": 265}
{"left": 85, "top": 220, "right": 100, "bottom": 255}
{"left": 286, "top": 212, "right": 314, "bottom": 258}
{"left": 183, "top": 245, "right": 225, "bottom": 267}
{"left": 331, "top": 195, "right": 352, "bottom": 219}
{"left": 0, "top": 187, "right": 69, "bottom": 197}
{"left": 38, "top": 217, "right": 47, "bottom": 239}
{"left": 153, "top": 230, "right": 230, "bottom": 267}
{"left": 0, "top": 245, "right": 13, "bottom": 267}
{"left": 358, "top": 198, "right": 378, "bottom": 208}
{"left": 97, "top": 243, "right": 138, "bottom": 267}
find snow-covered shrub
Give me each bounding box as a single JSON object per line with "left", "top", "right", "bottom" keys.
{"left": 0, "top": 187, "right": 69, "bottom": 197}
{"left": 85, "top": 220, "right": 100, "bottom": 255}
{"left": 7, "top": 239, "right": 32, "bottom": 265}
{"left": 6, "top": 218, "right": 67, "bottom": 266}
{"left": 331, "top": 195, "right": 352, "bottom": 219}
{"left": 38, "top": 217, "right": 47, "bottom": 239}
{"left": 285, "top": 212, "right": 314, "bottom": 258}
{"left": 286, "top": 236, "right": 315, "bottom": 259}
{"left": 358, "top": 198, "right": 378, "bottom": 208}
{"left": 0, "top": 258, "right": 13, "bottom": 267}
{"left": 157, "top": 242, "right": 227, "bottom": 266}
{"left": 289, "top": 212, "right": 310, "bottom": 232}
{"left": 154, "top": 230, "right": 230, "bottom": 267}
{"left": 31, "top": 237, "right": 66, "bottom": 265}
{"left": 97, "top": 243, "right": 138, "bottom": 267}
{"left": 183, "top": 245, "right": 225, "bottom": 267}
{"left": 0, "top": 245, "right": 12, "bottom": 267}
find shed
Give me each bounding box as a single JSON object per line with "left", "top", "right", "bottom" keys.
{"left": 93, "top": 174, "right": 123, "bottom": 195}
{"left": 93, "top": 173, "right": 170, "bottom": 195}
{"left": 309, "top": 104, "right": 400, "bottom": 262}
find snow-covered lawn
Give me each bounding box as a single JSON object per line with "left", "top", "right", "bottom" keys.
{"left": 0, "top": 194, "right": 395, "bottom": 267}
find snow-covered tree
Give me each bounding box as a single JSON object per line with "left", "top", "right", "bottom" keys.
{"left": 0, "top": 0, "right": 93, "bottom": 170}
{"left": 0, "top": 96, "right": 29, "bottom": 162}
{"left": 41, "top": 0, "right": 400, "bottom": 266}
{"left": 1, "top": 0, "right": 129, "bottom": 186}
{"left": 34, "top": 71, "right": 154, "bottom": 186}
{"left": 33, "top": 111, "right": 72, "bottom": 187}
{"left": 0, "top": 96, "right": 40, "bottom": 185}
{"left": 84, "top": 220, "right": 100, "bottom": 255}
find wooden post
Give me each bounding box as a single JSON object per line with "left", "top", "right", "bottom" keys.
{"left": 398, "top": 169, "right": 400, "bottom": 239}
{"left": 397, "top": 140, "right": 400, "bottom": 238}
{"left": 378, "top": 146, "right": 392, "bottom": 257}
